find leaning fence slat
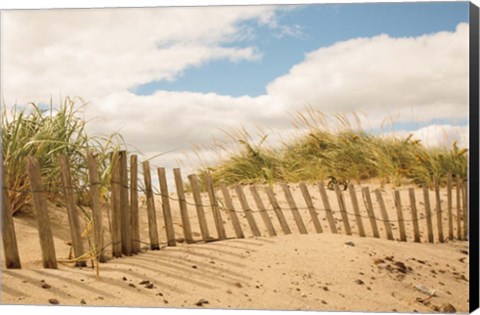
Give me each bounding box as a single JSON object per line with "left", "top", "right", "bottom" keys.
{"left": 219, "top": 183, "right": 244, "bottom": 239}
{"left": 456, "top": 177, "right": 462, "bottom": 240}
{"left": 2, "top": 168, "right": 21, "bottom": 269}
{"left": 433, "top": 176, "right": 444, "bottom": 243}
{"left": 205, "top": 175, "right": 227, "bottom": 240}
{"left": 87, "top": 152, "right": 107, "bottom": 262}
{"left": 446, "top": 174, "right": 454, "bottom": 241}
{"left": 142, "top": 161, "right": 160, "bottom": 250}
{"left": 173, "top": 168, "right": 194, "bottom": 244}
{"left": 129, "top": 154, "right": 140, "bottom": 254}
{"left": 58, "top": 155, "right": 86, "bottom": 267}
{"left": 26, "top": 157, "right": 57, "bottom": 269}
{"left": 394, "top": 190, "right": 407, "bottom": 242}
{"left": 462, "top": 181, "right": 468, "bottom": 240}
{"left": 362, "top": 187, "right": 379, "bottom": 238}
{"left": 158, "top": 167, "right": 176, "bottom": 246}
{"left": 110, "top": 152, "right": 122, "bottom": 257}
{"left": 119, "top": 151, "right": 132, "bottom": 256}
{"left": 188, "top": 174, "right": 211, "bottom": 241}
{"left": 422, "top": 186, "right": 435, "bottom": 243}
{"left": 335, "top": 185, "right": 351, "bottom": 236}
{"left": 299, "top": 183, "right": 323, "bottom": 233}
{"left": 264, "top": 186, "right": 291, "bottom": 235}
{"left": 374, "top": 190, "right": 393, "bottom": 241}
{"left": 235, "top": 185, "right": 261, "bottom": 237}
{"left": 281, "top": 184, "right": 308, "bottom": 235}
{"left": 348, "top": 184, "right": 366, "bottom": 237}
{"left": 408, "top": 188, "right": 421, "bottom": 243}
{"left": 250, "top": 185, "right": 277, "bottom": 237}
{"left": 318, "top": 182, "right": 338, "bottom": 234}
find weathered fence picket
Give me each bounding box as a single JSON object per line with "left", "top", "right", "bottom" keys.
{"left": 58, "top": 155, "right": 87, "bottom": 267}
{"left": 446, "top": 174, "right": 454, "bottom": 241}
{"left": 374, "top": 190, "right": 394, "bottom": 241}
{"left": 422, "top": 186, "right": 435, "bottom": 243}
{"left": 299, "top": 183, "right": 323, "bottom": 233}
{"left": 318, "top": 182, "right": 338, "bottom": 234}
{"left": 348, "top": 184, "right": 366, "bottom": 237}
{"left": 236, "top": 184, "right": 261, "bottom": 237}
{"left": 205, "top": 175, "right": 227, "bottom": 240}
{"left": 173, "top": 168, "right": 194, "bottom": 244}
{"left": 408, "top": 188, "right": 421, "bottom": 243}
{"left": 158, "top": 167, "right": 176, "bottom": 246}
{"left": 456, "top": 177, "right": 463, "bottom": 240}
{"left": 110, "top": 152, "right": 122, "bottom": 257}
{"left": 394, "top": 190, "right": 407, "bottom": 242}
{"left": 188, "top": 174, "right": 211, "bottom": 241}
{"left": 282, "top": 184, "right": 308, "bottom": 235}
{"left": 87, "top": 152, "right": 107, "bottom": 262}
{"left": 362, "top": 187, "right": 379, "bottom": 238}
{"left": 129, "top": 154, "right": 140, "bottom": 254}
{"left": 142, "top": 161, "right": 160, "bottom": 250}
{"left": 250, "top": 185, "right": 277, "bottom": 237}
{"left": 119, "top": 151, "right": 132, "bottom": 256}
{"left": 264, "top": 186, "right": 291, "bottom": 235}
{"left": 26, "top": 156, "right": 57, "bottom": 269}
{"left": 335, "top": 185, "right": 351, "bottom": 236}
{"left": 433, "top": 176, "right": 444, "bottom": 243}
{"left": 219, "top": 183, "right": 245, "bottom": 239}
{"left": 2, "top": 167, "right": 21, "bottom": 269}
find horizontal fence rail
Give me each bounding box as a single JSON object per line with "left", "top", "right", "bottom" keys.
{"left": 1, "top": 151, "right": 470, "bottom": 270}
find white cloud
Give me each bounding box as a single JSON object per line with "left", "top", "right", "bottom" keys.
{"left": 1, "top": 6, "right": 276, "bottom": 104}
{"left": 2, "top": 6, "right": 470, "bottom": 173}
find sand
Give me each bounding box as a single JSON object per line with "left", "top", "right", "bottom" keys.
{"left": 1, "top": 182, "right": 470, "bottom": 312}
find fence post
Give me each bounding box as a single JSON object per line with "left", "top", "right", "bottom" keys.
{"left": 130, "top": 154, "right": 140, "bottom": 254}
{"left": 250, "top": 185, "right": 277, "bottom": 237}
{"left": 2, "top": 168, "right": 21, "bottom": 269}
{"left": 235, "top": 184, "right": 261, "bottom": 237}
{"left": 173, "top": 168, "right": 194, "bottom": 244}
{"left": 446, "top": 174, "right": 454, "bottom": 241}
{"left": 348, "top": 184, "right": 366, "bottom": 237}
{"left": 264, "top": 186, "right": 291, "bottom": 235}
{"left": 456, "top": 177, "right": 462, "bottom": 240}
{"left": 188, "top": 174, "right": 211, "bottom": 242}
{"left": 281, "top": 184, "right": 308, "bottom": 235}
{"left": 26, "top": 157, "right": 57, "bottom": 269}
{"left": 422, "top": 186, "right": 435, "bottom": 243}
{"left": 119, "top": 151, "right": 132, "bottom": 256}
{"left": 110, "top": 152, "right": 122, "bottom": 257}
{"left": 433, "top": 176, "right": 444, "bottom": 243}
{"left": 58, "top": 155, "right": 86, "bottom": 267}
{"left": 394, "top": 190, "right": 407, "bottom": 242}
{"left": 462, "top": 181, "right": 468, "bottom": 240}
{"left": 87, "top": 152, "right": 107, "bottom": 262}
{"left": 374, "top": 190, "right": 394, "bottom": 241}
{"left": 205, "top": 175, "right": 227, "bottom": 240}
{"left": 334, "top": 185, "right": 351, "bottom": 236}
{"left": 142, "top": 161, "right": 160, "bottom": 250}
{"left": 362, "top": 187, "right": 379, "bottom": 238}
{"left": 408, "top": 188, "right": 421, "bottom": 243}
{"left": 318, "top": 182, "right": 338, "bottom": 234}
{"left": 158, "top": 167, "right": 176, "bottom": 246}
{"left": 299, "top": 183, "right": 323, "bottom": 233}
{"left": 219, "top": 183, "right": 244, "bottom": 239}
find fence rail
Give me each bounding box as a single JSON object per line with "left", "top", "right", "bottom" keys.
{"left": 1, "top": 150, "right": 470, "bottom": 270}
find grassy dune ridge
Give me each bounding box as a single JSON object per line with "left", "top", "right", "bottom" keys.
{"left": 199, "top": 110, "right": 468, "bottom": 187}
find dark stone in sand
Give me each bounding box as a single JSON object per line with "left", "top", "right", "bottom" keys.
{"left": 354, "top": 279, "right": 364, "bottom": 285}
{"left": 48, "top": 298, "right": 59, "bottom": 305}
{"left": 196, "top": 298, "right": 209, "bottom": 306}
{"left": 441, "top": 303, "right": 456, "bottom": 313}
{"left": 139, "top": 280, "right": 150, "bottom": 285}
{"left": 41, "top": 284, "right": 51, "bottom": 289}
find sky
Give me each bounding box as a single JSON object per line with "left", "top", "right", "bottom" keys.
{"left": 0, "top": 1, "right": 471, "bottom": 175}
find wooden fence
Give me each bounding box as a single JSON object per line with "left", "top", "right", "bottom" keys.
{"left": 1, "top": 151, "right": 470, "bottom": 270}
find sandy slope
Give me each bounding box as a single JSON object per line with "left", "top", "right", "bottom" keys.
{"left": 1, "top": 183, "right": 470, "bottom": 312}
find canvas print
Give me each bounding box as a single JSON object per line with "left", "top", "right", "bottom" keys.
{"left": 0, "top": 1, "right": 475, "bottom": 313}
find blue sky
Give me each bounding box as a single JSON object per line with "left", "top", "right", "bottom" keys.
{"left": 132, "top": 2, "right": 469, "bottom": 98}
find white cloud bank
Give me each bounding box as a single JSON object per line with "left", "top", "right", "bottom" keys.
{"left": 1, "top": 7, "right": 469, "bottom": 172}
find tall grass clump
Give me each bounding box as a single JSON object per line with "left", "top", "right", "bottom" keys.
{"left": 200, "top": 109, "right": 468, "bottom": 187}
{"left": 1, "top": 97, "right": 124, "bottom": 215}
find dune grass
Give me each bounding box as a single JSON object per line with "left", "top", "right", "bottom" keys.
{"left": 1, "top": 97, "right": 124, "bottom": 215}
{"left": 198, "top": 110, "right": 468, "bottom": 188}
